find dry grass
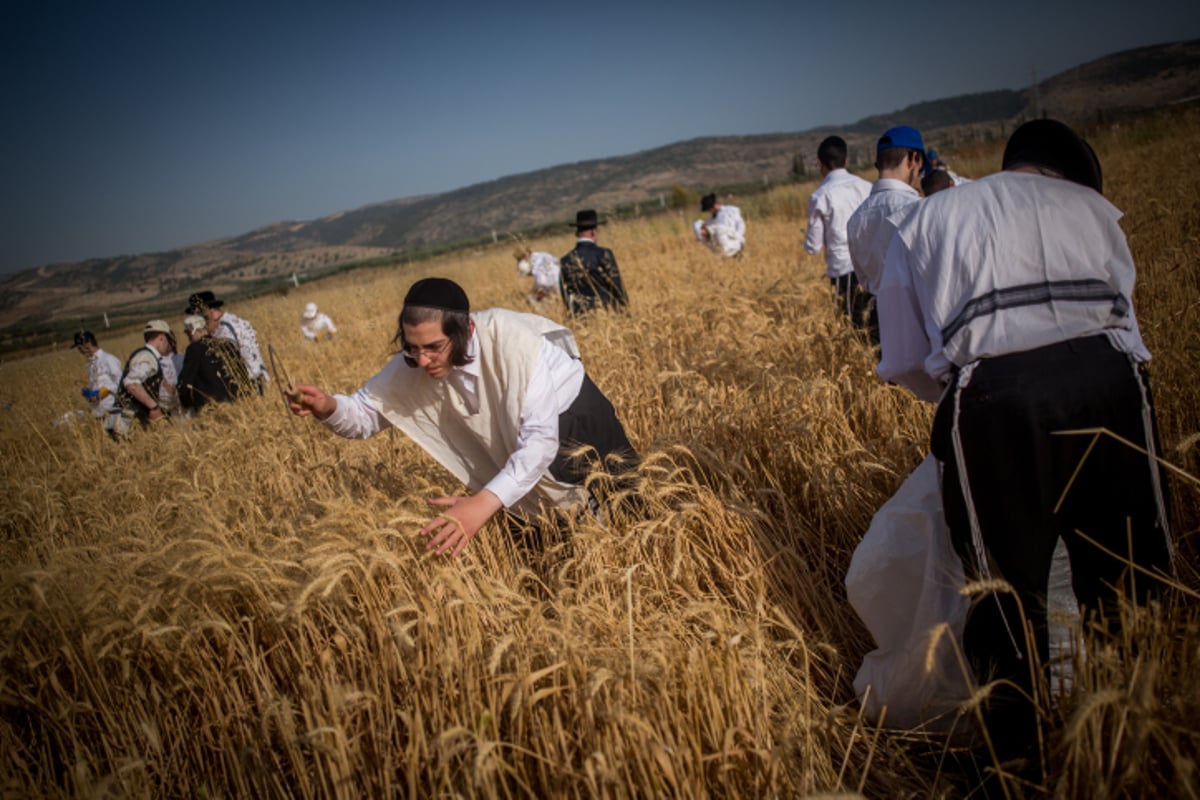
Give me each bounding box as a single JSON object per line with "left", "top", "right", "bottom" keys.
{"left": 1, "top": 109, "right": 1198, "bottom": 798}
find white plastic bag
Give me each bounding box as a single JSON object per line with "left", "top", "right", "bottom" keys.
{"left": 846, "top": 454, "right": 973, "bottom": 729}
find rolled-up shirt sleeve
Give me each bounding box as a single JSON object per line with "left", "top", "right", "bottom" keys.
{"left": 122, "top": 352, "right": 158, "bottom": 388}
{"left": 321, "top": 387, "right": 390, "bottom": 439}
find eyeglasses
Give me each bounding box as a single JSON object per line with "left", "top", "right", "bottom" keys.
{"left": 402, "top": 338, "right": 451, "bottom": 360}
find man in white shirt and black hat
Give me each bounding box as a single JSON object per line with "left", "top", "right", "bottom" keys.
{"left": 288, "top": 277, "right": 638, "bottom": 558}
{"left": 186, "top": 290, "right": 269, "bottom": 392}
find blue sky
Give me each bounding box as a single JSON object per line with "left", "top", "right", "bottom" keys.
{"left": 2, "top": 0, "right": 1198, "bottom": 274}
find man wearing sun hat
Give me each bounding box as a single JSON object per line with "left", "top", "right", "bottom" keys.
{"left": 105, "top": 320, "right": 175, "bottom": 436}
{"left": 185, "top": 290, "right": 268, "bottom": 392}
{"left": 847, "top": 125, "right": 926, "bottom": 341}
{"left": 876, "top": 118, "right": 1174, "bottom": 764}
{"left": 74, "top": 330, "right": 122, "bottom": 418}
{"left": 288, "top": 277, "right": 638, "bottom": 558}
{"left": 558, "top": 209, "right": 628, "bottom": 317}
{"left": 300, "top": 302, "right": 338, "bottom": 342}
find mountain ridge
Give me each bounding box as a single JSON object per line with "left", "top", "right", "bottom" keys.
{"left": 2, "top": 38, "right": 1198, "bottom": 335}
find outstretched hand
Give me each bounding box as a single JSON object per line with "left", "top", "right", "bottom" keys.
{"left": 421, "top": 491, "right": 504, "bottom": 559}
{"left": 288, "top": 383, "right": 336, "bottom": 420}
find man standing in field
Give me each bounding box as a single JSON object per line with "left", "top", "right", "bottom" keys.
{"left": 559, "top": 210, "right": 628, "bottom": 317}
{"left": 847, "top": 126, "right": 926, "bottom": 343}
{"left": 695, "top": 193, "right": 746, "bottom": 257}
{"left": 178, "top": 315, "right": 248, "bottom": 412}
{"left": 185, "top": 291, "right": 269, "bottom": 393}
{"left": 288, "top": 277, "right": 638, "bottom": 558}
{"left": 804, "top": 136, "right": 872, "bottom": 325}
{"left": 107, "top": 320, "right": 175, "bottom": 436}
{"left": 875, "top": 118, "right": 1174, "bottom": 765}
{"left": 74, "top": 331, "right": 122, "bottom": 419}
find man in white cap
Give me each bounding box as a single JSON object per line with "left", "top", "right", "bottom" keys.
{"left": 847, "top": 125, "right": 926, "bottom": 343}
{"left": 876, "top": 118, "right": 1174, "bottom": 764}
{"left": 300, "top": 302, "right": 338, "bottom": 342}
{"left": 804, "top": 136, "right": 872, "bottom": 325}
{"left": 107, "top": 320, "right": 175, "bottom": 435}
{"left": 288, "top": 277, "right": 638, "bottom": 558}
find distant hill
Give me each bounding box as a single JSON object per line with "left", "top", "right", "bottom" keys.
{"left": 2, "top": 38, "right": 1198, "bottom": 339}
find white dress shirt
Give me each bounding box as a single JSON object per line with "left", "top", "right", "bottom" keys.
{"left": 301, "top": 313, "right": 338, "bottom": 340}
{"left": 215, "top": 311, "right": 267, "bottom": 381}
{"left": 876, "top": 171, "right": 1150, "bottom": 402}
{"left": 847, "top": 178, "right": 921, "bottom": 295}
{"left": 804, "top": 168, "right": 872, "bottom": 278}
{"left": 324, "top": 330, "right": 585, "bottom": 508}
{"left": 87, "top": 348, "right": 122, "bottom": 416}
{"left": 529, "top": 252, "right": 561, "bottom": 293}
{"left": 707, "top": 205, "right": 746, "bottom": 257}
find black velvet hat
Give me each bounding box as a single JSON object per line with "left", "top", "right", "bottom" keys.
{"left": 1002, "top": 119, "right": 1103, "bottom": 193}
{"left": 572, "top": 209, "right": 604, "bottom": 232}
{"left": 185, "top": 290, "right": 224, "bottom": 314}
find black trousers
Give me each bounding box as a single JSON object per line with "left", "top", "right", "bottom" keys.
{"left": 549, "top": 373, "right": 638, "bottom": 484}
{"left": 830, "top": 273, "right": 872, "bottom": 330}
{"left": 931, "top": 335, "right": 1172, "bottom": 755}
{"left": 505, "top": 374, "right": 639, "bottom": 547}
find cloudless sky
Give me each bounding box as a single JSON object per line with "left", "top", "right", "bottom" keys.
{"left": 2, "top": 0, "right": 1198, "bottom": 273}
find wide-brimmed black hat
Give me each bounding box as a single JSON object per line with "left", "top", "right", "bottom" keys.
{"left": 1002, "top": 119, "right": 1102, "bottom": 193}
{"left": 185, "top": 290, "right": 224, "bottom": 314}
{"left": 571, "top": 209, "right": 604, "bottom": 232}
{"left": 700, "top": 193, "right": 717, "bottom": 212}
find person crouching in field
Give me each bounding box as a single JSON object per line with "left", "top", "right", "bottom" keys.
{"left": 693, "top": 193, "right": 746, "bottom": 258}
{"left": 300, "top": 302, "right": 338, "bottom": 342}
{"left": 106, "top": 320, "right": 175, "bottom": 437}
{"left": 74, "top": 331, "right": 122, "bottom": 419}
{"left": 288, "top": 277, "right": 639, "bottom": 558}
{"left": 515, "top": 247, "right": 561, "bottom": 306}
{"left": 178, "top": 315, "right": 249, "bottom": 412}
{"left": 876, "top": 118, "right": 1175, "bottom": 770}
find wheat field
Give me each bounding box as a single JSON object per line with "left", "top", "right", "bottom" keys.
{"left": 1, "top": 110, "right": 1198, "bottom": 799}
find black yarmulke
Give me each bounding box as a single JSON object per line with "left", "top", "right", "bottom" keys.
{"left": 404, "top": 278, "right": 470, "bottom": 313}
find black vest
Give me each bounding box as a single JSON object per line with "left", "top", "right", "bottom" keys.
{"left": 115, "top": 346, "right": 164, "bottom": 418}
